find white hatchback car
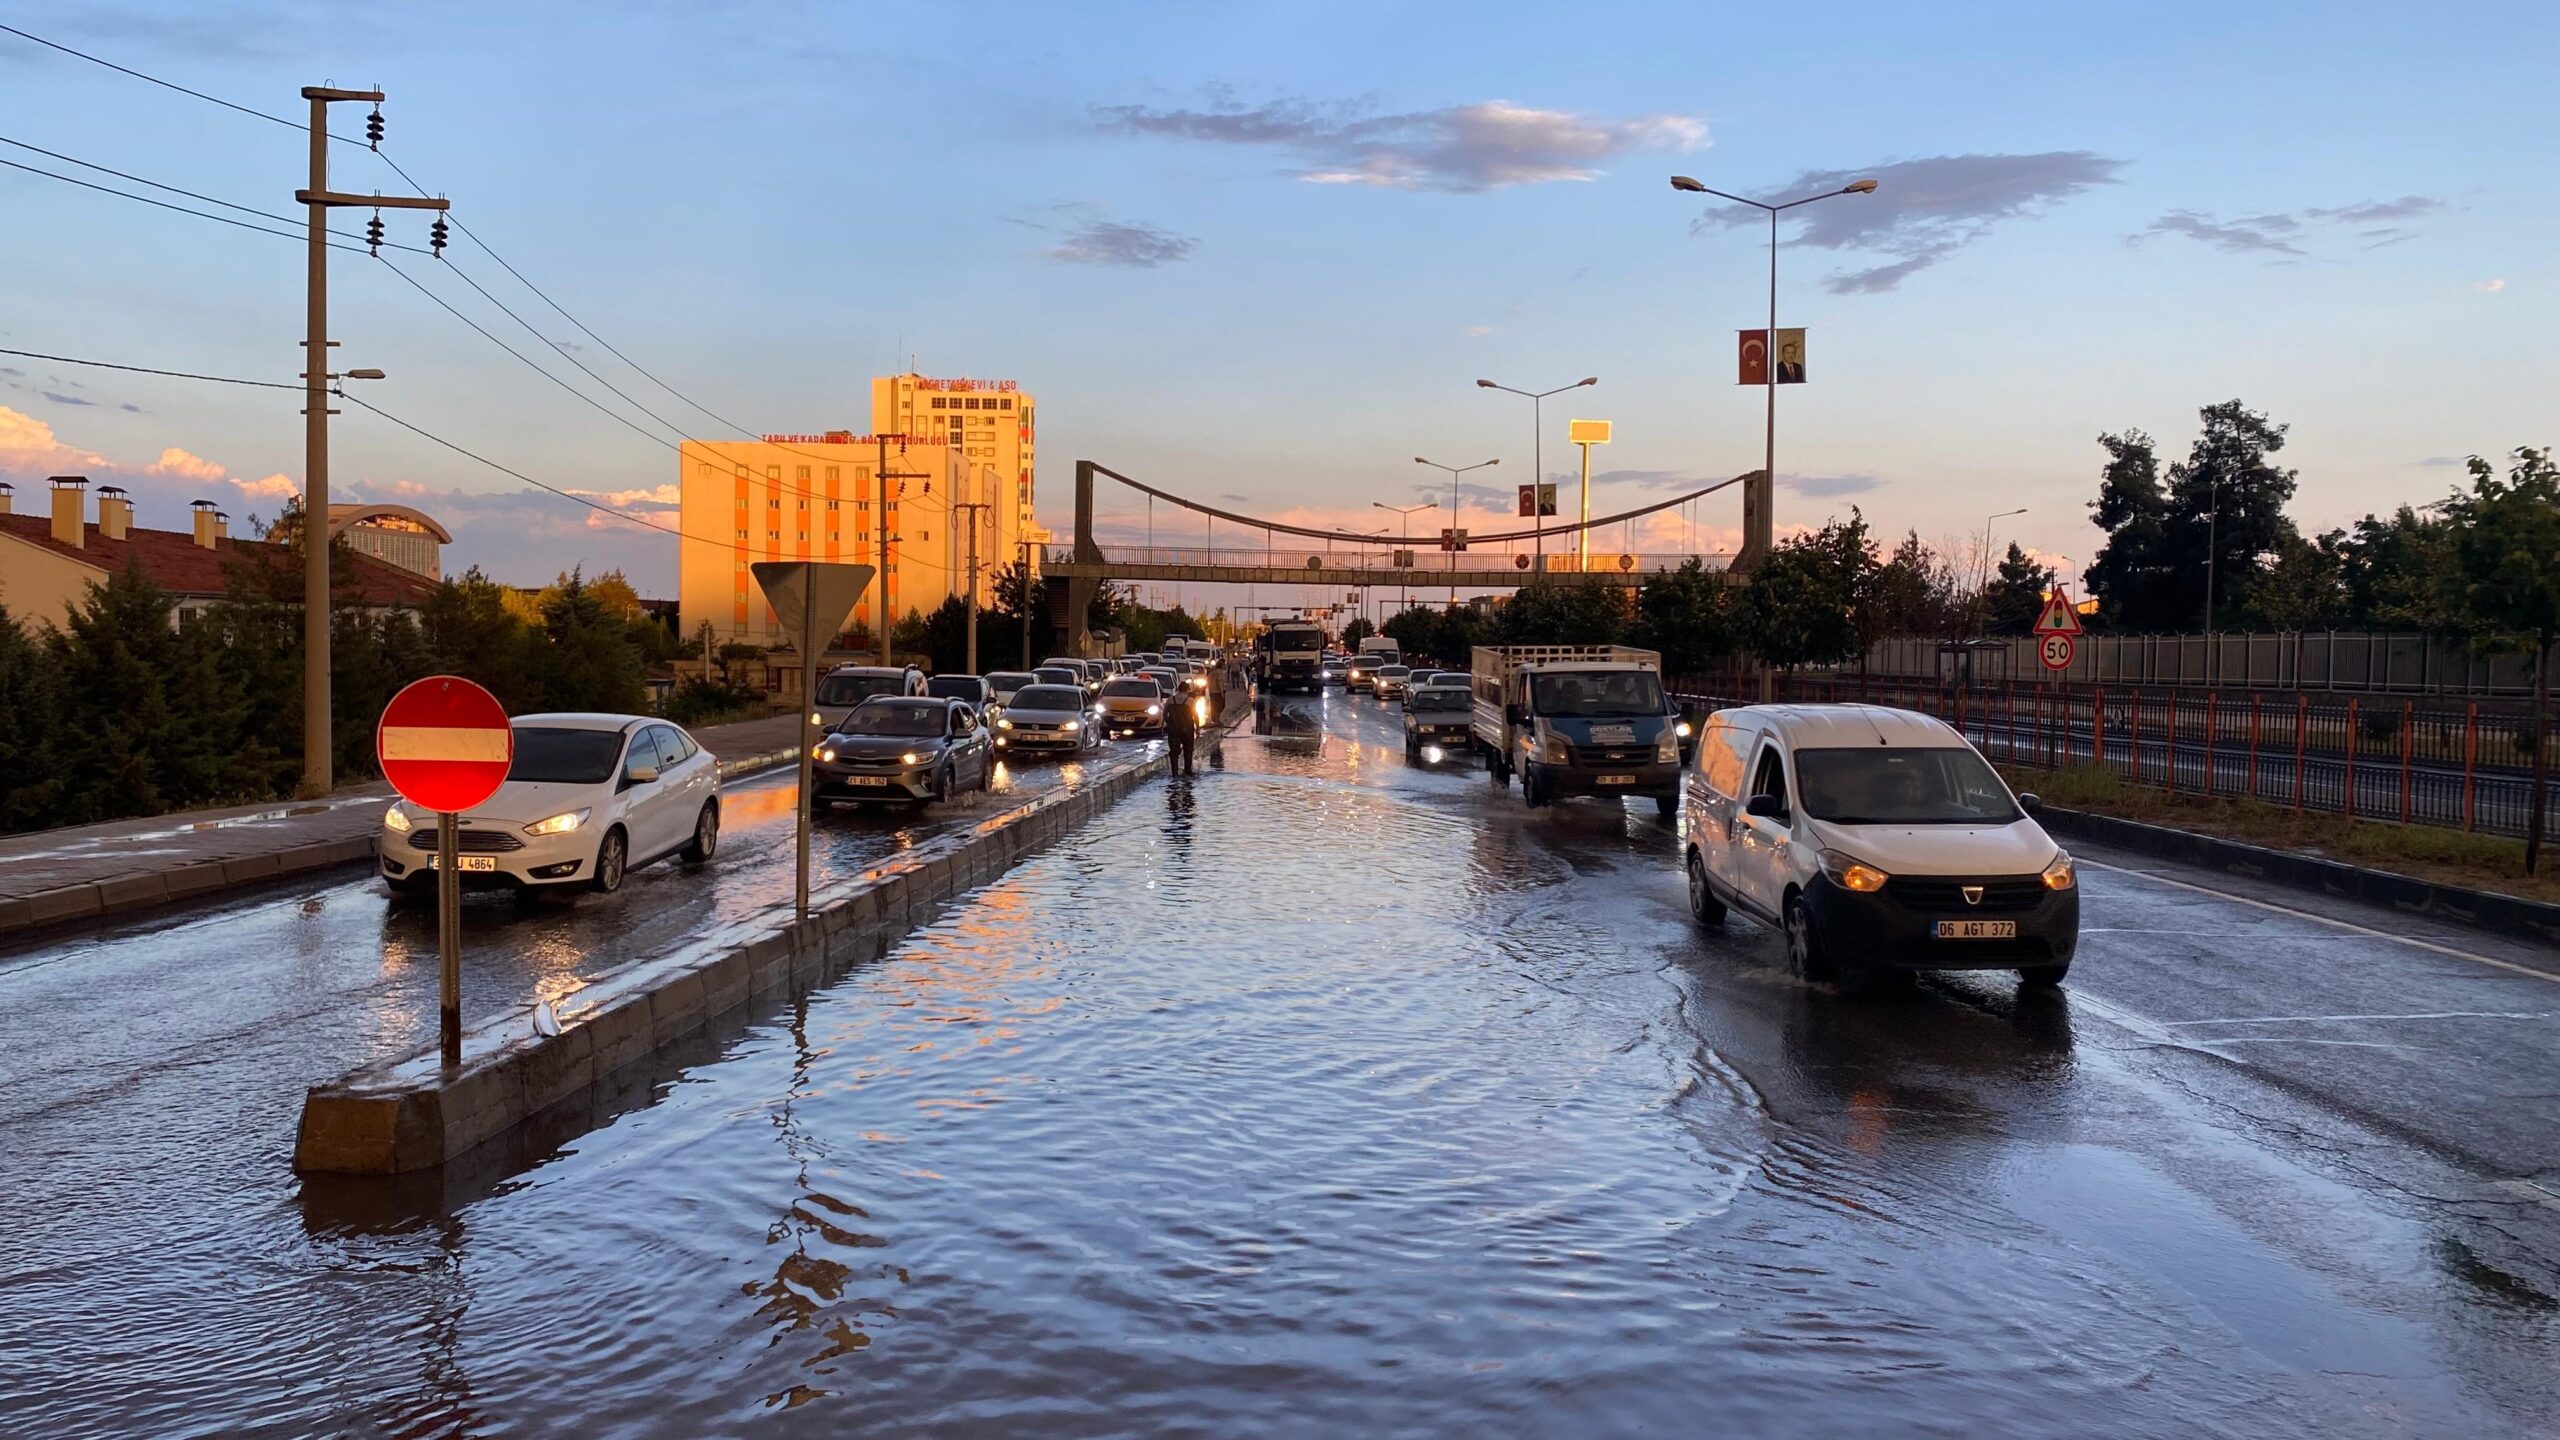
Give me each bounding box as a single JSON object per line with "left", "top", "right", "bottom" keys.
{"left": 1681, "top": 704, "right": 2077, "bottom": 988}
{"left": 380, "top": 713, "right": 721, "bottom": 896}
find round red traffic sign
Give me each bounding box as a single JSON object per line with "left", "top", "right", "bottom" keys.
{"left": 377, "top": 675, "right": 513, "bottom": 814}
{"left": 2040, "top": 633, "right": 2076, "bottom": 671}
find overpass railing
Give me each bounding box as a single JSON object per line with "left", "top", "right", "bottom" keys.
{"left": 1057, "top": 544, "right": 1729, "bottom": 575}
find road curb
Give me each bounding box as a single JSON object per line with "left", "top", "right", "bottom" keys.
{"left": 2038, "top": 804, "right": 2560, "bottom": 947}
{"left": 294, "top": 720, "right": 1221, "bottom": 1176}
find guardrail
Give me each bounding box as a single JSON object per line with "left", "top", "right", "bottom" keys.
{"left": 1665, "top": 671, "right": 2554, "bottom": 842}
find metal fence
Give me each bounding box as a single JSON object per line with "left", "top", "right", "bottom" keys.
{"left": 1666, "top": 671, "right": 2554, "bottom": 843}
{"left": 1856, "top": 632, "right": 2543, "bottom": 696}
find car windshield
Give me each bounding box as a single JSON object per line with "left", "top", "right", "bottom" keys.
{"left": 815, "top": 673, "right": 905, "bottom": 707}
{"left": 1102, "top": 679, "right": 1160, "bottom": 698}
{"left": 1011, "top": 686, "right": 1084, "bottom": 712}
{"left": 1531, "top": 670, "right": 1664, "bottom": 716}
{"left": 1376, "top": 666, "right": 1409, "bottom": 679}
{"left": 1034, "top": 668, "right": 1079, "bottom": 686}
{"left": 985, "top": 672, "right": 1036, "bottom": 692}
{"left": 837, "top": 700, "right": 947, "bottom": 737}
{"left": 925, "top": 676, "right": 983, "bottom": 701}
{"left": 1794, "top": 746, "right": 2021, "bottom": 825}
{"left": 1409, "top": 687, "right": 1470, "bottom": 712}
{"left": 507, "top": 727, "right": 626, "bottom": 784}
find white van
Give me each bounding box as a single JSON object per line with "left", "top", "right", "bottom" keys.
{"left": 1680, "top": 705, "right": 2078, "bottom": 987}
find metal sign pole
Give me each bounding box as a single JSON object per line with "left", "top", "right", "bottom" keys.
{"left": 798, "top": 584, "right": 818, "bottom": 922}
{"left": 438, "top": 810, "right": 461, "bottom": 1067}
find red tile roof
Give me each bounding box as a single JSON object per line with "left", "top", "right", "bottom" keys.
{"left": 0, "top": 513, "right": 438, "bottom": 607}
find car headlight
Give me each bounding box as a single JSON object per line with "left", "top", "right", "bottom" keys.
{"left": 900, "top": 751, "right": 923, "bottom": 765}
{"left": 816, "top": 745, "right": 836, "bottom": 762}
{"left": 1819, "top": 849, "right": 1889, "bottom": 892}
{"left": 1542, "top": 736, "right": 1571, "bottom": 763}
{"left": 2041, "top": 852, "right": 2076, "bottom": 891}
{"left": 1063, "top": 720, "right": 1080, "bottom": 732}
{"left": 1676, "top": 720, "right": 1693, "bottom": 738}
{"left": 996, "top": 718, "right": 1013, "bottom": 729}
{"left": 525, "top": 808, "right": 590, "bottom": 836}
{"left": 383, "top": 805, "right": 412, "bottom": 832}
{"left": 1655, "top": 732, "right": 1681, "bottom": 763}
{"left": 1146, "top": 703, "right": 1162, "bottom": 715}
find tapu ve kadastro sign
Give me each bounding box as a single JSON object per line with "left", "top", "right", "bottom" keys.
{"left": 377, "top": 675, "right": 513, "bottom": 814}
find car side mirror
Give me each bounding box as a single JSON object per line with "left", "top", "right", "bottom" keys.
{"left": 626, "top": 764, "right": 661, "bottom": 786}
{"left": 2017, "top": 792, "right": 2042, "bottom": 815}
{"left": 1744, "top": 793, "right": 1785, "bottom": 820}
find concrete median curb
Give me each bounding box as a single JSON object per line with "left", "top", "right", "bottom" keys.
{"left": 295, "top": 710, "right": 1240, "bottom": 1176}
{"left": 2039, "top": 804, "right": 2560, "bottom": 947}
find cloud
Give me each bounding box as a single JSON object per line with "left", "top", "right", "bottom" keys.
{"left": 42, "top": 390, "right": 94, "bottom": 406}
{"left": 1045, "top": 218, "right": 1198, "bottom": 268}
{"left": 0, "top": 404, "right": 106, "bottom": 470}
{"left": 120, "top": 402, "right": 146, "bottom": 414}
{"left": 1778, "top": 472, "right": 1885, "bottom": 497}
{"left": 1219, "top": 492, "right": 1253, "bottom": 503}
{"left": 234, "top": 473, "right": 299, "bottom": 500}
{"left": 2413, "top": 456, "right": 2467, "bottom": 468}
{"left": 1462, "top": 325, "right": 1494, "bottom": 337}
{"left": 149, "top": 447, "right": 229, "bottom": 482}
{"left": 2133, "top": 194, "right": 2445, "bottom": 260}
{"left": 2476, "top": 278, "right": 2506, "bottom": 293}
{"left": 1693, "top": 151, "right": 2125, "bottom": 293}
{"left": 567, "top": 483, "right": 681, "bottom": 509}
{"left": 1095, "top": 93, "right": 1707, "bottom": 193}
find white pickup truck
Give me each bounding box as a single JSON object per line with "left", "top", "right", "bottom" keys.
{"left": 1470, "top": 644, "right": 1685, "bottom": 816}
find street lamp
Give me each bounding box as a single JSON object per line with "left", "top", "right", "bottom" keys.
{"left": 1979, "top": 507, "right": 2026, "bottom": 636}
{"left": 1476, "top": 376, "right": 1595, "bottom": 573}
{"left": 1416, "top": 456, "right": 1498, "bottom": 608}
{"left": 1669, "top": 173, "right": 1877, "bottom": 571}
{"left": 1374, "top": 500, "right": 1434, "bottom": 612}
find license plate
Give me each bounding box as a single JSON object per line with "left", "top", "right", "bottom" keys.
{"left": 427, "top": 854, "right": 499, "bottom": 872}
{"left": 847, "top": 776, "right": 892, "bottom": 786}
{"left": 1934, "top": 920, "right": 2018, "bottom": 939}
{"left": 1597, "top": 774, "right": 1635, "bottom": 785}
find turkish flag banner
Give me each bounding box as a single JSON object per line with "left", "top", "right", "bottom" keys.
{"left": 1518, "top": 484, "right": 1537, "bottom": 517}
{"left": 1738, "top": 329, "right": 1768, "bottom": 386}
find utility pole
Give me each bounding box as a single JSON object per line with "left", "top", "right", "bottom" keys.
{"left": 1019, "top": 535, "right": 1035, "bottom": 669}
{"left": 873, "top": 433, "right": 928, "bottom": 666}
{"left": 298, "top": 85, "right": 447, "bottom": 796}
{"left": 954, "top": 500, "right": 991, "bottom": 673}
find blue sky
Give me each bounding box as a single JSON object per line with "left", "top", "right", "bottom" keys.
{"left": 2, "top": 0, "right": 2549, "bottom": 594}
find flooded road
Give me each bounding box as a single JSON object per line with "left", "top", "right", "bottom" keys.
{"left": 4, "top": 693, "right": 2557, "bottom": 1437}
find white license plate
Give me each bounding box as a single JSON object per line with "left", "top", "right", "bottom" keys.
{"left": 1934, "top": 920, "right": 2017, "bottom": 939}
{"left": 847, "top": 776, "right": 892, "bottom": 787}
{"left": 427, "top": 854, "right": 499, "bottom": 872}
{"left": 1596, "top": 774, "right": 1635, "bottom": 785}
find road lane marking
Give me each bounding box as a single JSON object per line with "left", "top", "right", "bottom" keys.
{"left": 2163, "top": 1011, "right": 2548, "bottom": 1026}
{"left": 2080, "top": 858, "right": 2560, "bottom": 986}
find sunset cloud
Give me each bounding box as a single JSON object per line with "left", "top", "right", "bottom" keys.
{"left": 149, "top": 447, "right": 229, "bottom": 482}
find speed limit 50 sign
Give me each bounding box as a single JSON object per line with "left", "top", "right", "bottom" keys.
{"left": 2039, "top": 633, "right": 2076, "bottom": 671}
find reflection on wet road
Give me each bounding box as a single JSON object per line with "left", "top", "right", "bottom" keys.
{"left": 5, "top": 693, "right": 2558, "bottom": 1437}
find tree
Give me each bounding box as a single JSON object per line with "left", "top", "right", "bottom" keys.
{"left": 2242, "top": 533, "right": 2347, "bottom": 632}
{"left": 920, "top": 595, "right": 972, "bottom": 674}
{"left": 1495, "top": 580, "right": 1629, "bottom": 647}
{"left": 2335, "top": 506, "right": 2459, "bottom": 631}
{"left": 2083, "top": 404, "right": 2304, "bottom": 633}
{"left": 892, "top": 606, "right": 928, "bottom": 657}
{"left": 2083, "top": 428, "right": 2176, "bottom": 631}
{"left": 2428, "top": 448, "right": 2560, "bottom": 871}
{"left": 1341, "top": 616, "right": 1375, "bottom": 650}
{"left": 1982, "top": 543, "right": 2056, "bottom": 636}
{"left": 1867, "top": 531, "right": 1962, "bottom": 642}
{"left": 1629, "top": 559, "right": 1739, "bottom": 674}
{"left": 1740, "top": 511, "right": 1875, "bottom": 669}
{"left": 0, "top": 604, "right": 66, "bottom": 832}
{"left": 585, "top": 568, "right": 645, "bottom": 622}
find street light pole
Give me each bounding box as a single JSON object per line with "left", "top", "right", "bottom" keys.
{"left": 1415, "top": 456, "right": 1498, "bottom": 608}
{"left": 1668, "top": 174, "right": 1876, "bottom": 572}
{"left": 1374, "top": 501, "right": 1433, "bottom": 612}
{"left": 1978, "top": 507, "right": 2026, "bottom": 637}
{"left": 1476, "top": 377, "right": 1595, "bottom": 574}
{"left": 2203, "top": 477, "right": 2219, "bottom": 684}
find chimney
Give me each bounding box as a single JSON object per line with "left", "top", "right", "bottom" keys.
{"left": 213, "top": 511, "right": 230, "bottom": 544}
{"left": 49, "top": 475, "right": 86, "bottom": 548}
{"left": 0, "top": 480, "right": 13, "bottom": 516}
{"left": 96, "top": 484, "right": 132, "bottom": 542}
{"left": 191, "top": 499, "right": 220, "bottom": 550}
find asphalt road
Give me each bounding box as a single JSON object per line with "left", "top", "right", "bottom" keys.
{"left": 3, "top": 691, "right": 2556, "bottom": 1438}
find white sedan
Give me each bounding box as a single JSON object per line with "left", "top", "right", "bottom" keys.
{"left": 380, "top": 713, "right": 721, "bottom": 896}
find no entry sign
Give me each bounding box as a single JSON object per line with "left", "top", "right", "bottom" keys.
{"left": 377, "top": 675, "right": 512, "bottom": 813}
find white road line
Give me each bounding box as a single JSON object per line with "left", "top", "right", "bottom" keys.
{"left": 2164, "top": 1011, "right": 2548, "bottom": 1026}
{"left": 2080, "top": 858, "right": 2560, "bottom": 986}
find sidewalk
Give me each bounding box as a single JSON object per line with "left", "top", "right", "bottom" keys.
{"left": 0, "top": 711, "right": 809, "bottom": 941}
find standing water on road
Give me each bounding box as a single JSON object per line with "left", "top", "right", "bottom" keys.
{"left": 2, "top": 696, "right": 2553, "bottom": 1437}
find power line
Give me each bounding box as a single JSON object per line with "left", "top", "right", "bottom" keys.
{"left": 0, "top": 22, "right": 340, "bottom": 139}
{"left": 0, "top": 142, "right": 436, "bottom": 254}
{"left": 0, "top": 153, "right": 331, "bottom": 248}
{"left": 332, "top": 389, "right": 702, "bottom": 542}
{"left": 0, "top": 346, "right": 300, "bottom": 390}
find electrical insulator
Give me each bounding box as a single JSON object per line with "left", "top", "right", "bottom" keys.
{"left": 922, "top": 479, "right": 932, "bottom": 495}
{"left": 365, "top": 109, "right": 384, "bottom": 149}
{"left": 365, "top": 212, "right": 385, "bottom": 255}
{"left": 429, "top": 216, "right": 449, "bottom": 256}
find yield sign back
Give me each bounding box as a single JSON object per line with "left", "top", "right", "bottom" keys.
{"left": 751, "top": 561, "right": 875, "bottom": 648}
{"left": 2033, "top": 587, "right": 2084, "bottom": 637}
{"left": 378, "top": 675, "right": 512, "bottom": 813}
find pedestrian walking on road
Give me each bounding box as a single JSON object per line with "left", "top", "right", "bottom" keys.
{"left": 1166, "top": 687, "right": 1204, "bottom": 776}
